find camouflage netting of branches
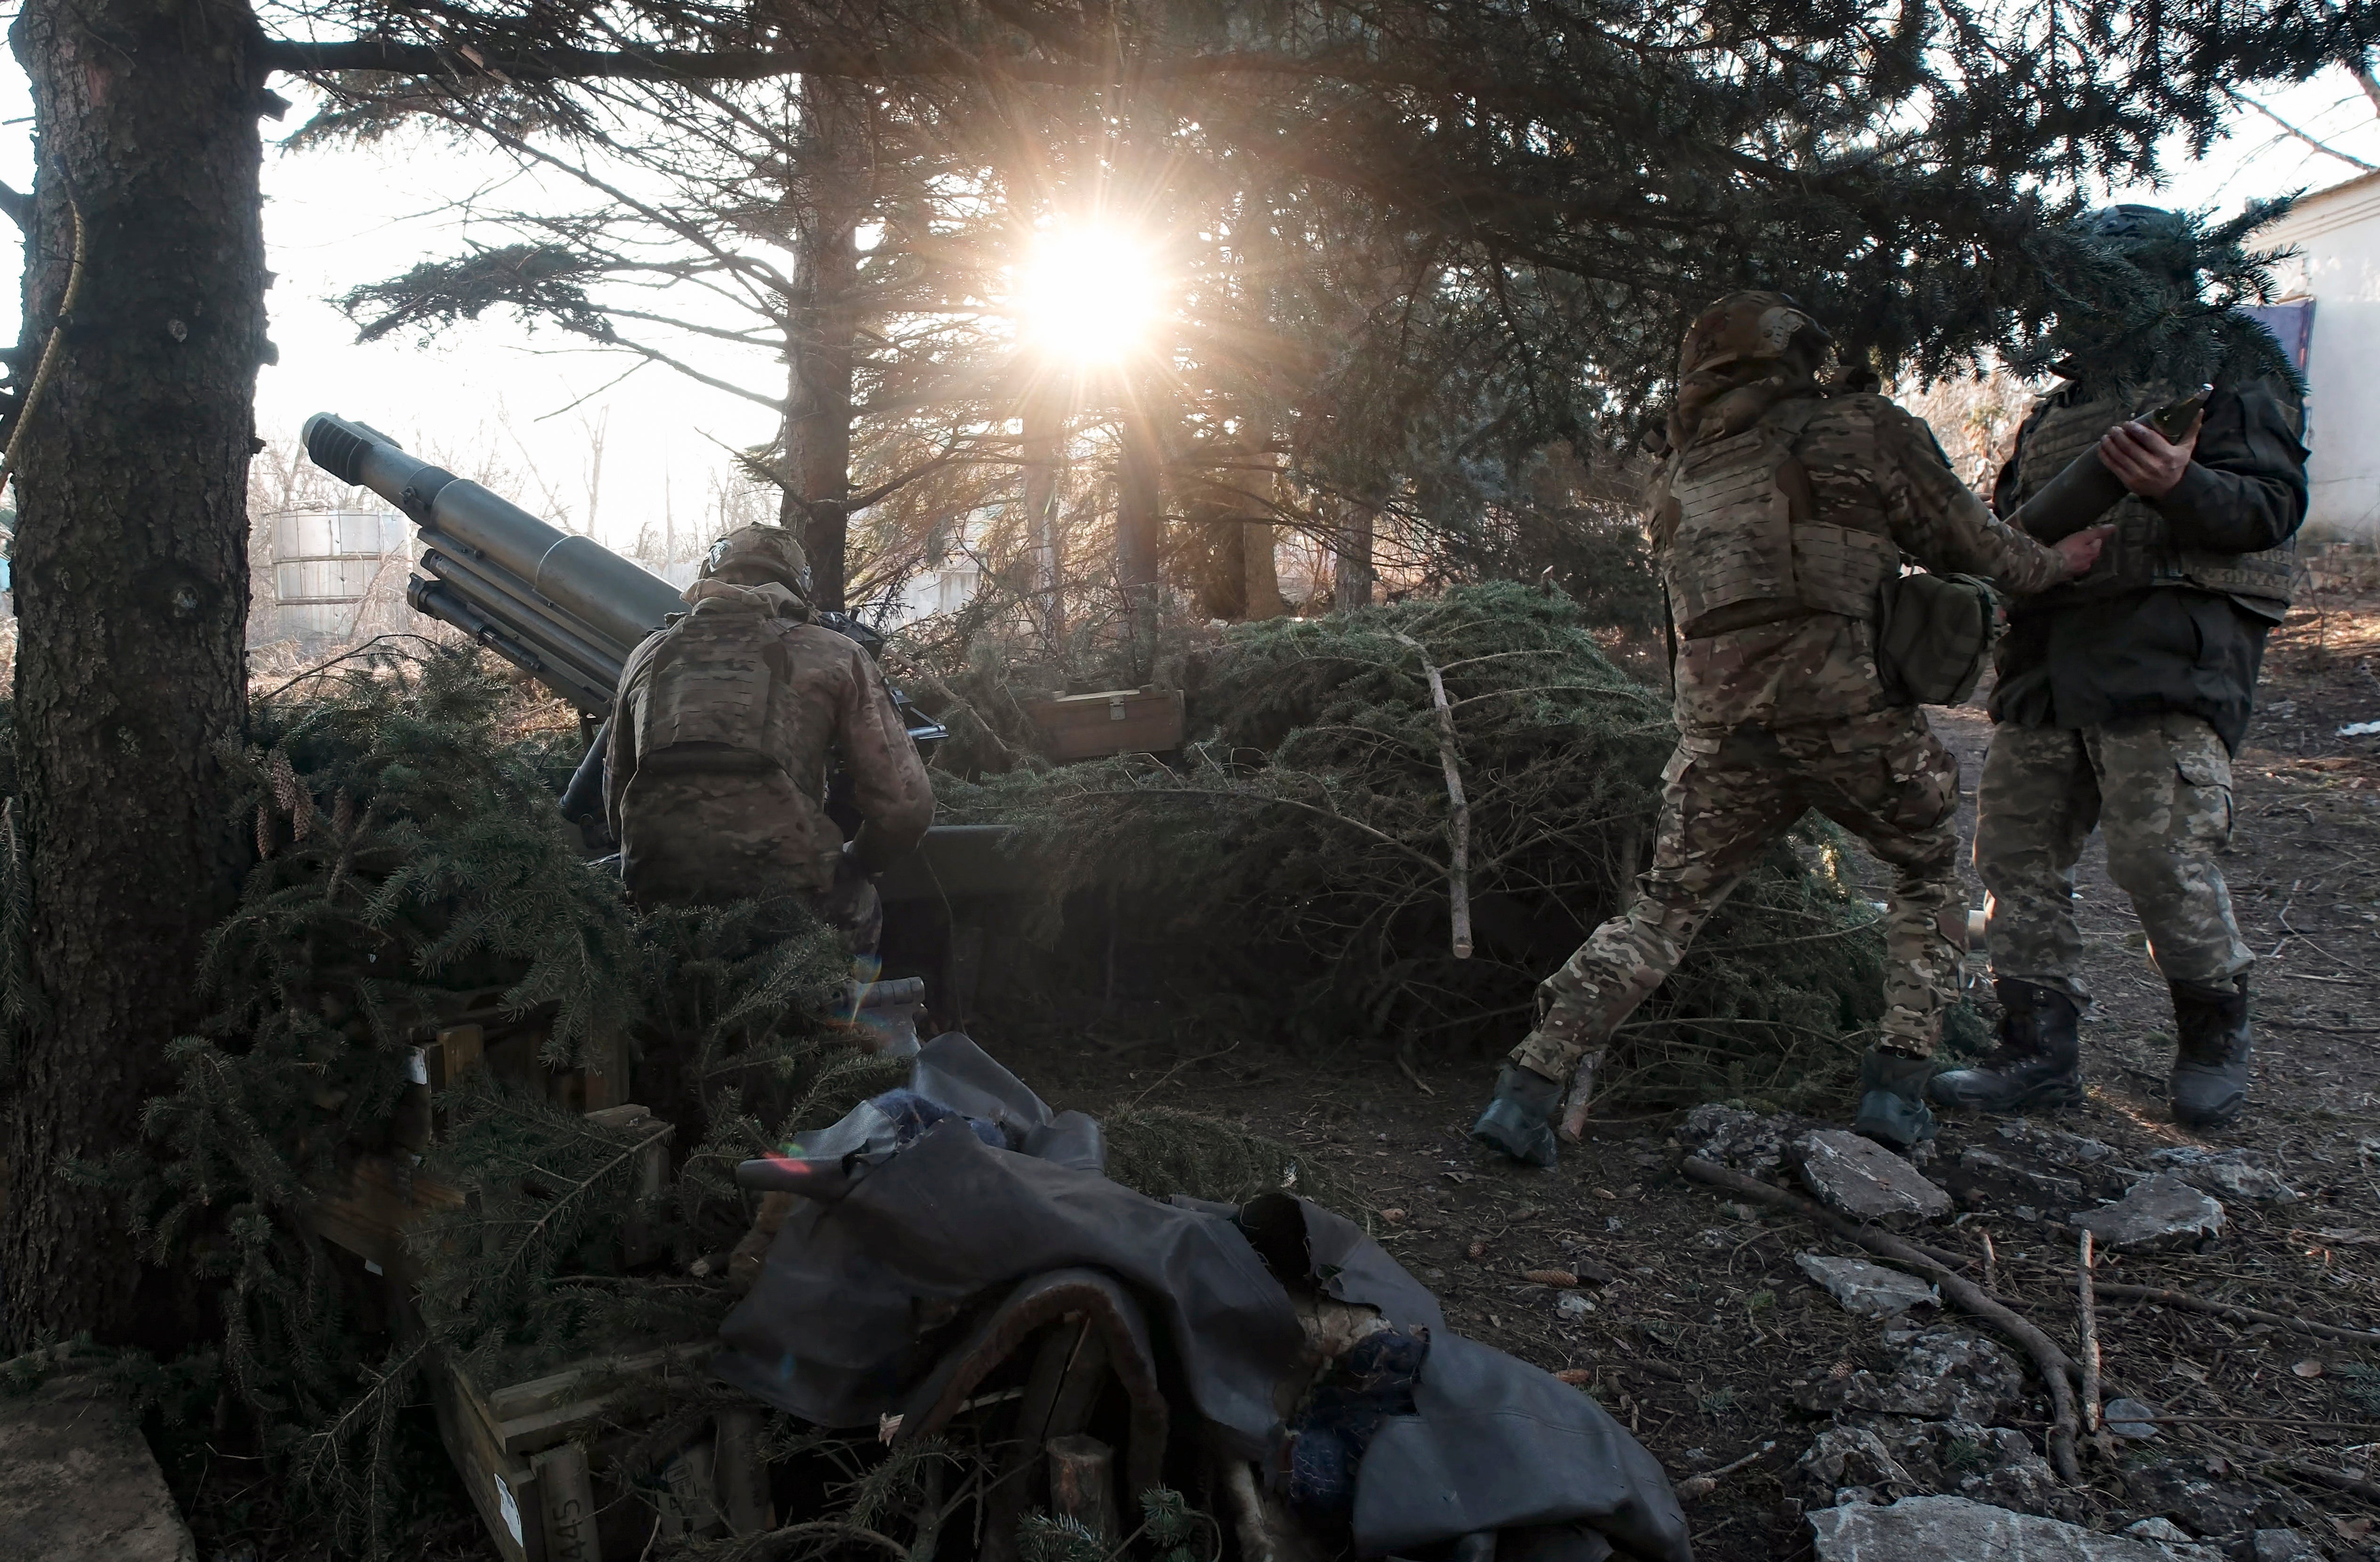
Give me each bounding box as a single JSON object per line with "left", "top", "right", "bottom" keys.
{"left": 17, "top": 644, "right": 1319, "bottom": 1557}
{"left": 938, "top": 581, "right": 1890, "bottom": 1105}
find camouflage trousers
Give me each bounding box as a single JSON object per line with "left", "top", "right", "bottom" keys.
{"left": 1510, "top": 706, "right": 1967, "bottom": 1084}
{"left": 1975, "top": 714, "right": 2249, "bottom": 1001}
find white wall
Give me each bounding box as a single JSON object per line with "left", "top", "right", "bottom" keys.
{"left": 2264, "top": 172, "right": 2380, "bottom": 541}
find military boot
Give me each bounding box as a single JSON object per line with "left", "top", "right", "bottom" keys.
{"left": 1469, "top": 1064, "right": 1563, "bottom": 1168}
{"left": 2169, "top": 976, "right": 2252, "bottom": 1130}
{"left": 1929, "top": 978, "right": 2084, "bottom": 1114}
{"left": 1852, "top": 1048, "right": 1938, "bottom": 1150}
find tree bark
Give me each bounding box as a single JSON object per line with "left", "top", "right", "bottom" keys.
{"left": 3, "top": 0, "right": 265, "bottom": 1350}
{"left": 1335, "top": 499, "right": 1377, "bottom": 610}
{"left": 1116, "top": 407, "right": 1164, "bottom": 675}
{"left": 785, "top": 75, "right": 863, "bottom": 610}
{"left": 1021, "top": 386, "right": 1065, "bottom": 649}
{"left": 1220, "top": 442, "right": 1284, "bottom": 621}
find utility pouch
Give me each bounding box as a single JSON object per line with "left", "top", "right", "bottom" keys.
{"left": 1875, "top": 571, "right": 2000, "bottom": 707}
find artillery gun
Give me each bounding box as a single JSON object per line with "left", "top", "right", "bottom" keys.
{"left": 299, "top": 413, "right": 1013, "bottom": 903}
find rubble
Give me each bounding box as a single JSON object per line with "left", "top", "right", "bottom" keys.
{"left": 1794, "top": 1252, "right": 1939, "bottom": 1317}
{"left": 1794, "top": 1425, "right": 1923, "bottom": 1506}
{"left": 1791, "top": 1130, "right": 1953, "bottom": 1226}
{"left": 2247, "top": 1530, "right": 2322, "bottom": 1562}
{"left": 2124, "top": 1455, "right": 2281, "bottom": 1539}
{"left": 1677, "top": 1105, "right": 1788, "bottom": 1175}
{"left": 1947, "top": 1426, "right": 2075, "bottom": 1523}
{"left": 0, "top": 1376, "right": 198, "bottom": 1562}
{"left": 2073, "top": 1175, "right": 2226, "bottom": 1252}
{"left": 2149, "top": 1147, "right": 2300, "bottom": 1204}
{"left": 1808, "top": 1495, "right": 2228, "bottom": 1561}
{"left": 1941, "top": 1147, "right": 2090, "bottom": 1219}
{"left": 1993, "top": 1121, "right": 2119, "bottom": 1167}
{"left": 1834, "top": 1328, "right": 2025, "bottom": 1424}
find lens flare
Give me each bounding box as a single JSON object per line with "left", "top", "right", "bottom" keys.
{"left": 1013, "top": 227, "right": 1161, "bottom": 363}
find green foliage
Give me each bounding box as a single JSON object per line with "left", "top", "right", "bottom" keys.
{"left": 1020, "top": 1513, "right": 1109, "bottom": 1562}
{"left": 943, "top": 582, "right": 1884, "bottom": 1102}
{"left": 1101, "top": 1104, "right": 1348, "bottom": 1212}
{"left": 338, "top": 243, "right": 617, "bottom": 347}
{"left": 109, "top": 646, "right": 860, "bottom": 1553}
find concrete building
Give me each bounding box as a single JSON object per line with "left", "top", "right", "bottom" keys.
{"left": 2260, "top": 172, "right": 2380, "bottom": 540}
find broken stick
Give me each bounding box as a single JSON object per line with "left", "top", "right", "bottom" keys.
{"left": 1559, "top": 1046, "right": 1605, "bottom": 1141}
{"left": 2077, "top": 1230, "right": 2103, "bottom": 1438}
{"left": 2091, "top": 1282, "right": 2380, "bottom": 1347}
{"left": 1394, "top": 632, "right": 1472, "bottom": 960}
{"left": 1681, "top": 1156, "right": 2082, "bottom": 1483}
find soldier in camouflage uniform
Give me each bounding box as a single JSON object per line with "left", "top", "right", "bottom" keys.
{"left": 1935, "top": 207, "right": 2310, "bottom": 1131}
{"left": 1471, "top": 292, "right": 2107, "bottom": 1166}
{"left": 606, "top": 525, "right": 934, "bottom": 945}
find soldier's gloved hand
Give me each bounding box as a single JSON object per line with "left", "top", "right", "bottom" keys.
{"left": 2053, "top": 523, "right": 2116, "bottom": 578}
{"left": 2099, "top": 414, "right": 2200, "bottom": 497}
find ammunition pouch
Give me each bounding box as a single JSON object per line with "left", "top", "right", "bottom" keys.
{"left": 1875, "top": 572, "right": 1999, "bottom": 707}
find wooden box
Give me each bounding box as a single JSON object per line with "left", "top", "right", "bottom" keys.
{"left": 1022, "top": 687, "right": 1186, "bottom": 762}
{"left": 424, "top": 1339, "right": 771, "bottom": 1562}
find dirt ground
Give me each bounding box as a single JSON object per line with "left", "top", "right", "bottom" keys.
{"left": 179, "top": 579, "right": 2380, "bottom": 1562}
{"left": 995, "top": 569, "right": 2380, "bottom": 1561}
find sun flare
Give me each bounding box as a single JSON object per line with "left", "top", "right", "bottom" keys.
{"left": 1013, "top": 227, "right": 1161, "bottom": 364}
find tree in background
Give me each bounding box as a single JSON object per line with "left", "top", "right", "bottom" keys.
{"left": 4, "top": 0, "right": 2378, "bottom": 1354}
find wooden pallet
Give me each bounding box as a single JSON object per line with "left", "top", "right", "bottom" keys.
{"left": 424, "top": 1339, "right": 770, "bottom": 1562}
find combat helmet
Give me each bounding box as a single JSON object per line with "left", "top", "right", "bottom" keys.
{"left": 1677, "top": 291, "right": 1833, "bottom": 380}
{"left": 701, "top": 524, "right": 812, "bottom": 596}
{"left": 2074, "top": 204, "right": 2199, "bottom": 289}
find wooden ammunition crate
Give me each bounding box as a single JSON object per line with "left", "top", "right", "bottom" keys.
{"left": 425, "top": 1338, "right": 773, "bottom": 1562}
{"left": 1022, "top": 687, "right": 1186, "bottom": 761}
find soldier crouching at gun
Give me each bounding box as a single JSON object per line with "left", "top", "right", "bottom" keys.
{"left": 1469, "top": 291, "right": 2112, "bottom": 1167}
{"left": 605, "top": 523, "right": 935, "bottom": 950}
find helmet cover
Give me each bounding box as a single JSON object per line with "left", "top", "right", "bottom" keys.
{"left": 702, "top": 524, "right": 811, "bottom": 594}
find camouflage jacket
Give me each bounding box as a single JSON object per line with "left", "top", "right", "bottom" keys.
{"left": 606, "top": 579, "right": 933, "bottom": 901}
{"left": 1661, "top": 389, "right": 2072, "bottom": 735}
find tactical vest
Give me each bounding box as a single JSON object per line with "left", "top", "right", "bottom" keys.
{"left": 635, "top": 603, "right": 794, "bottom": 776}
{"left": 2012, "top": 381, "right": 2298, "bottom": 623}
{"left": 1660, "top": 395, "right": 1904, "bottom": 637}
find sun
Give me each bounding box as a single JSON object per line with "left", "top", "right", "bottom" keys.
{"left": 1013, "top": 227, "right": 1161, "bottom": 364}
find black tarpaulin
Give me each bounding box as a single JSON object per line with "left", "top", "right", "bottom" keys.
{"left": 714, "top": 1034, "right": 1691, "bottom": 1562}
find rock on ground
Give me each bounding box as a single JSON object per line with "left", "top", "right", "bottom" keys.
{"left": 1677, "top": 1105, "right": 1789, "bottom": 1174}
{"left": 1794, "top": 1252, "right": 1939, "bottom": 1317}
{"left": 2073, "top": 1174, "right": 2226, "bottom": 1252}
{"left": 0, "top": 1375, "right": 196, "bottom": 1562}
{"left": 1791, "top": 1130, "right": 1954, "bottom": 1226}
{"left": 1807, "top": 1496, "right": 2227, "bottom": 1561}
{"left": 1837, "top": 1328, "right": 2026, "bottom": 1424}
{"left": 1941, "top": 1147, "right": 2090, "bottom": 1220}
{"left": 2150, "top": 1147, "right": 2300, "bottom": 1204}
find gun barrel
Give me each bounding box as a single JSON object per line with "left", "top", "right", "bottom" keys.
{"left": 406, "top": 576, "right": 619, "bottom": 714}
{"left": 303, "top": 413, "right": 682, "bottom": 702}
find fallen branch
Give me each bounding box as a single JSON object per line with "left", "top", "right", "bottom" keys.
{"left": 1680, "top": 1156, "right": 2082, "bottom": 1483}
{"left": 2093, "top": 1283, "right": 2380, "bottom": 1346}
{"left": 2274, "top": 1457, "right": 2380, "bottom": 1504}
{"left": 1674, "top": 1440, "right": 1776, "bottom": 1500}
{"left": 2077, "top": 1230, "right": 2103, "bottom": 1437}
{"left": 1394, "top": 633, "right": 1472, "bottom": 959}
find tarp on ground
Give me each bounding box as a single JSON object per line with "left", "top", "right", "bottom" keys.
{"left": 716, "top": 1034, "right": 1691, "bottom": 1562}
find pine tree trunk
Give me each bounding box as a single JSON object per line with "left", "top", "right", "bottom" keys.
{"left": 1116, "top": 409, "right": 1164, "bottom": 675}
{"left": 785, "top": 77, "right": 862, "bottom": 610}
{"left": 1222, "top": 445, "right": 1284, "bottom": 621}
{"left": 1335, "top": 500, "right": 1377, "bottom": 610}
{"left": 2, "top": 0, "right": 264, "bottom": 1350}
{"left": 1021, "top": 387, "right": 1065, "bottom": 648}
